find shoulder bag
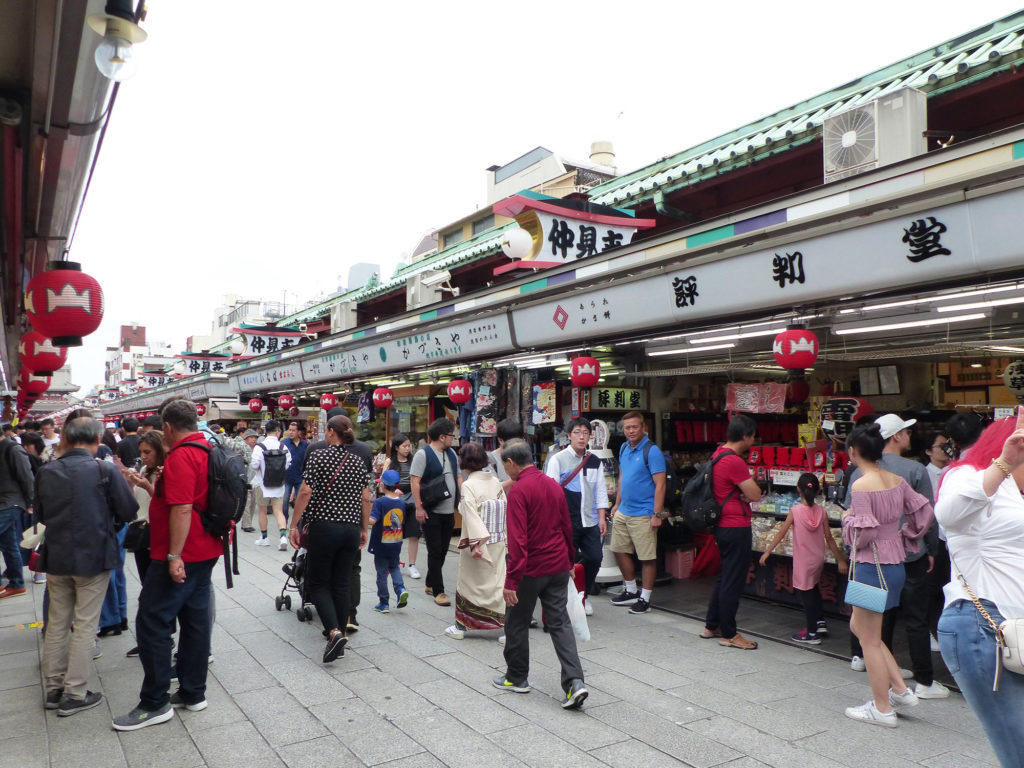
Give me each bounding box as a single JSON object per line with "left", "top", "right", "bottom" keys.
{"left": 843, "top": 530, "right": 889, "bottom": 614}
{"left": 560, "top": 452, "right": 591, "bottom": 488}
{"left": 420, "top": 450, "right": 453, "bottom": 511}
{"left": 950, "top": 550, "right": 1024, "bottom": 691}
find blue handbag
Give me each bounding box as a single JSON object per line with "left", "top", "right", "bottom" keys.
{"left": 844, "top": 531, "right": 889, "bottom": 613}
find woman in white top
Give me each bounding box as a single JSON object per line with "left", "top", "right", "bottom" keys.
{"left": 934, "top": 412, "right": 1024, "bottom": 767}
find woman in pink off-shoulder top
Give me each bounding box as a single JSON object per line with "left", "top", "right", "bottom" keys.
{"left": 841, "top": 424, "right": 934, "bottom": 728}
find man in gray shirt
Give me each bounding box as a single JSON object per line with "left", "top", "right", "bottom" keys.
{"left": 410, "top": 417, "right": 461, "bottom": 607}
{"left": 843, "top": 413, "right": 947, "bottom": 699}
{"left": 488, "top": 418, "right": 523, "bottom": 491}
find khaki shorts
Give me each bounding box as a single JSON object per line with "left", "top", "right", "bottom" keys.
{"left": 610, "top": 511, "right": 657, "bottom": 561}
{"left": 254, "top": 486, "right": 283, "bottom": 512}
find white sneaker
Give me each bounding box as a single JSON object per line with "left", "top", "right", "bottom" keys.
{"left": 444, "top": 625, "right": 465, "bottom": 640}
{"left": 845, "top": 700, "right": 898, "bottom": 728}
{"left": 279, "top": 536, "right": 288, "bottom": 551}
{"left": 255, "top": 537, "right": 270, "bottom": 546}
{"left": 914, "top": 680, "right": 950, "bottom": 699}
{"left": 497, "top": 635, "right": 506, "bottom": 645}
{"left": 32, "top": 572, "right": 46, "bottom": 584}
{"left": 888, "top": 687, "right": 919, "bottom": 709}
{"left": 850, "top": 656, "right": 866, "bottom": 672}
{"left": 584, "top": 600, "right": 594, "bottom": 617}
{"left": 930, "top": 634, "right": 941, "bottom": 652}
{"left": 408, "top": 565, "right": 421, "bottom": 579}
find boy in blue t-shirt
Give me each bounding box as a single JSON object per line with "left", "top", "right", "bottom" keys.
{"left": 370, "top": 470, "right": 409, "bottom": 613}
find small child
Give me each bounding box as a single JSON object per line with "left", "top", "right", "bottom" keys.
{"left": 759, "top": 472, "right": 848, "bottom": 644}
{"left": 369, "top": 470, "right": 409, "bottom": 613}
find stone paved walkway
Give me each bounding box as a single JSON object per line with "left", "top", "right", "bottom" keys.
{"left": 0, "top": 539, "right": 998, "bottom": 768}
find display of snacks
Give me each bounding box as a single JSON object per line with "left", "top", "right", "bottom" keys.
{"left": 752, "top": 513, "right": 845, "bottom": 563}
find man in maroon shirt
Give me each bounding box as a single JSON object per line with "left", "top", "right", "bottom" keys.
{"left": 493, "top": 440, "right": 588, "bottom": 710}
{"left": 113, "top": 399, "right": 223, "bottom": 731}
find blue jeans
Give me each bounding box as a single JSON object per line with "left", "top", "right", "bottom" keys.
{"left": 374, "top": 551, "right": 406, "bottom": 603}
{"left": 282, "top": 479, "right": 301, "bottom": 523}
{"left": 100, "top": 526, "right": 128, "bottom": 627}
{"left": 136, "top": 558, "right": 216, "bottom": 710}
{"left": 0, "top": 506, "right": 25, "bottom": 589}
{"left": 938, "top": 599, "right": 1024, "bottom": 767}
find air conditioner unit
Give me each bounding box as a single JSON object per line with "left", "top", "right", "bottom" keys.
{"left": 823, "top": 87, "right": 927, "bottom": 183}
{"left": 329, "top": 301, "right": 357, "bottom": 333}
{"left": 931, "top": 377, "right": 946, "bottom": 407}
{"left": 406, "top": 273, "right": 442, "bottom": 310}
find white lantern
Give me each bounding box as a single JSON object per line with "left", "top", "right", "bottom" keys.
{"left": 1002, "top": 360, "right": 1024, "bottom": 398}
{"left": 229, "top": 337, "right": 246, "bottom": 356}
{"left": 501, "top": 227, "right": 534, "bottom": 261}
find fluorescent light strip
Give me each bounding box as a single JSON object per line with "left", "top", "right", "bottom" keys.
{"left": 985, "top": 345, "right": 1024, "bottom": 353}
{"left": 839, "top": 284, "right": 1021, "bottom": 315}
{"left": 834, "top": 313, "right": 986, "bottom": 336}
{"left": 648, "top": 342, "right": 736, "bottom": 356}
{"left": 936, "top": 295, "right": 1024, "bottom": 313}
{"left": 689, "top": 327, "right": 787, "bottom": 345}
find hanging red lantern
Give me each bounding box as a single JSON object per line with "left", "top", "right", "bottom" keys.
{"left": 785, "top": 378, "right": 810, "bottom": 404}
{"left": 570, "top": 356, "right": 601, "bottom": 387}
{"left": 24, "top": 261, "right": 105, "bottom": 346}
{"left": 372, "top": 387, "right": 394, "bottom": 409}
{"left": 289, "top": 406, "right": 300, "bottom": 417}
{"left": 447, "top": 379, "right": 472, "bottom": 405}
{"left": 195, "top": 403, "right": 207, "bottom": 416}
{"left": 18, "top": 370, "right": 50, "bottom": 396}
{"left": 320, "top": 392, "right": 338, "bottom": 410}
{"left": 248, "top": 398, "right": 263, "bottom": 413}
{"left": 18, "top": 331, "right": 67, "bottom": 376}
{"left": 278, "top": 394, "right": 294, "bottom": 409}
{"left": 773, "top": 327, "right": 819, "bottom": 371}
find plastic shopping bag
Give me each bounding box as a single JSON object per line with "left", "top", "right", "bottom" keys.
{"left": 566, "top": 577, "right": 590, "bottom": 642}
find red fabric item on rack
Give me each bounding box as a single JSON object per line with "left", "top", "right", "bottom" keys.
{"left": 690, "top": 532, "right": 722, "bottom": 578}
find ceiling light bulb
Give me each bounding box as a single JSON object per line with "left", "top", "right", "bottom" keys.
{"left": 95, "top": 32, "right": 138, "bottom": 81}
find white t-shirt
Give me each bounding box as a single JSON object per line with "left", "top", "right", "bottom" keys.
{"left": 249, "top": 435, "right": 291, "bottom": 497}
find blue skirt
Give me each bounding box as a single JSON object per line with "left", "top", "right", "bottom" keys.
{"left": 851, "top": 561, "right": 905, "bottom": 611}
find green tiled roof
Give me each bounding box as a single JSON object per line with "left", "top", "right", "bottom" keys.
{"left": 587, "top": 11, "right": 1024, "bottom": 207}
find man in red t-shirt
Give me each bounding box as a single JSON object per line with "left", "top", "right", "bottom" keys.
{"left": 113, "top": 399, "right": 223, "bottom": 731}
{"left": 702, "top": 414, "right": 762, "bottom": 651}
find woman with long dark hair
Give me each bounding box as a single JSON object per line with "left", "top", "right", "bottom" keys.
{"left": 842, "top": 423, "right": 933, "bottom": 727}
{"left": 934, "top": 412, "right": 1024, "bottom": 765}
{"left": 289, "top": 414, "right": 371, "bottom": 663}
{"left": 382, "top": 433, "right": 419, "bottom": 578}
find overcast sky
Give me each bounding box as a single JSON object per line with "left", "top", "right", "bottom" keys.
{"left": 65, "top": 0, "right": 1024, "bottom": 393}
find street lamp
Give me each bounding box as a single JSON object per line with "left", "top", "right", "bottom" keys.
{"left": 87, "top": 0, "right": 147, "bottom": 81}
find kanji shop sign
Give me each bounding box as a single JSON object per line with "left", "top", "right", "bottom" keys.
{"left": 176, "top": 354, "right": 231, "bottom": 375}
{"left": 137, "top": 374, "right": 171, "bottom": 389}
{"left": 491, "top": 193, "right": 655, "bottom": 275}
{"left": 234, "top": 362, "right": 303, "bottom": 393}
{"left": 230, "top": 324, "right": 303, "bottom": 358}
{"left": 585, "top": 387, "right": 647, "bottom": 412}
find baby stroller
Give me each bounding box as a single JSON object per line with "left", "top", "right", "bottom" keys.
{"left": 275, "top": 546, "right": 315, "bottom": 623}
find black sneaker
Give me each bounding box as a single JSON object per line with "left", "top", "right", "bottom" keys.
{"left": 629, "top": 597, "right": 651, "bottom": 614}
{"left": 44, "top": 689, "right": 63, "bottom": 710}
{"left": 562, "top": 679, "right": 589, "bottom": 710}
{"left": 611, "top": 591, "right": 639, "bottom": 607}
{"left": 816, "top": 620, "right": 829, "bottom": 637}
{"left": 125, "top": 646, "right": 140, "bottom": 658}
{"left": 491, "top": 674, "right": 531, "bottom": 693}
{"left": 323, "top": 633, "right": 347, "bottom": 663}
{"left": 57, "top": 690, "right": 103, "bottom": 717}
{"left": 170, "top": 690, "right": 209, "bottom": 711}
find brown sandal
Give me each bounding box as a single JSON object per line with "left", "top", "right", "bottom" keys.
{"left": 699, "top": 628, "right": 722, "bottom": 639}
{"left": 719, "top": 633, "right": 758, "bottom": 650}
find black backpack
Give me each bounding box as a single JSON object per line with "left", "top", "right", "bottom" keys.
{"left": 257, "top": 444, "right": 288, "bottom": 488}
{"left": 171, "top": 439, "right": 250, "bottom": 588}
{"left": 679, "top": 449, "right": 739, "bottom": 531}
{"left": 640, "top": 442, "right": 684, "bottom": 511}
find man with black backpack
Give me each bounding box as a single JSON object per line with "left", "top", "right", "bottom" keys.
{"left": 250, "top": 420, "right": 291, "bottom": 551}
{"left": 701, "top": 414, "right": 762, "bottom": 651}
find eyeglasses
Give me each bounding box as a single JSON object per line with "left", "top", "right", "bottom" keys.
{"left": 443, "top": 433, "right": 455, "bottom": 438}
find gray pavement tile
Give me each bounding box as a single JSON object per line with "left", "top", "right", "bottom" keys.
{"left": 390, "top": 709, "right": 527, "bottom": 768}
{"left": 373, "top": 753, "right": 448, "bottom": 768}
{"left": 413, "top": 676, "right": 528, "bottom": 734}
{"left": 585, "top": 671, "right": 714, "bottom": 724}
{"left": 333, "top": 667, "right": 435, "bottom": 717}
{"left": 234, "top": 685, "right": 330, "bottom": 747}
{"left": 115, "top": 711, "right": 205, "bottom": 768}
{"left": 310, "top": 697, "right": 425, "bottom": 766}
{"left": 794, "top": 730, "right": 930, "bottom": 768}
{"left": 276, "top": 734, "right": 364, "bottom": 768}
{"left": 587, "top": 701, "right": 742, "bottom": 768}
{"left": 356, "top": 642, "right": 449, "bottom": 686}
{"left": 579, "top": 646, "right": 690, "bottom": 690}
{"left": 238, "top": 629, "right": 305, "bottom": 667}
{"left": 0, "top": 660, "right": 40, "bottom": 690}
{"left": 685, "top": 715, "right": 843, "bottom": 768}
{"left": 589, "top": 738, "right": 707, "bottom": 768}
{"left": 208, "top": 649, "right": 279, "bottom": 694}
{"left": 265, "top": 658, "right": 355, "bottom": 707}
{"left": 488, "top": 722, "right": 610, "bottom": 768}
{"left": 0, "top": 648, "right": 37, "bottom": 672}
{"left": 190, "top": 720, "right": 285, "bottom": 768}
{"left": 216, "top": 606, "right": 270, "bottom": 637}
{"left": 0, "top": 733, "right": 48, "bottom": 768}
{"left": 47, "top": 706, "right": 129, "bottom": 768}
{"left": 176, "top": 677, "right": 250, "bottom": 734}
{"left": 488, "top": 688, "right": 629, "bottom": 751}
{"left": 423, "top": 648, "right": 508, "bottom": 696}
{"left": 921, "top": 751, "right": 999, "bottom": 768}
{"left": 0, "top": 687, "right": 44, "bottom": 741}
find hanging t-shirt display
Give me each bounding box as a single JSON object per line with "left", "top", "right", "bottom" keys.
{"left": 475, "top": 368, "right": 501, "bottom": 435}
{"left": 532, "top": 381, "right": 556, "bottom": 425}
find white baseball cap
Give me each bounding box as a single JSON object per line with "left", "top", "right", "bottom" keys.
{"left": 876, "top": 413, "right": 917, "bottom": 440}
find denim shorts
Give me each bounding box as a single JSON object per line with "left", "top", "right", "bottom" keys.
{"left": 851, "top": 560, "right": 904, "bottom": 611}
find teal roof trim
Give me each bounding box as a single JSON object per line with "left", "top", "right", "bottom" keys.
{"left": 588, "top": 11, "right": 1024, "bottom": 207}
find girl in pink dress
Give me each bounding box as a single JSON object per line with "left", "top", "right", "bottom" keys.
{"left": 760, "top": 473, "right": 848, "bottom": 644}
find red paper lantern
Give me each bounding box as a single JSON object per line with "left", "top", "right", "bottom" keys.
{"left": 570, "top": 356, "right": 601, "bottom": 387}
{"left": 24, "top": 261, "right": 104, "bottom": 347}
{"left": 195, "top": 403, "right": 207, "bottom": 417}
{"left": 447, "top": 379, "right": 472, "bottom": 405}
{"left": 289, "top": 406, "right": 300, "bottom": 417}
{"left": 785, "top": 378, "right": 810, "bottom": 404}
{"left": 18, "top": 331, "right": 67, "bottom": 376}
{"left": 248, "top": 398, "right": 263, "bottom": 413}
{"left": 18, "top": 370, "right": 50, "bottom": 396}
{"left": 772, "top": 327, "right": 819, "bottom": 371}
{"left": 320, "top": 392, "right": 338, "bottom": 410}
{"left": 278, "top": 394, "right": 294, "bottom": 410}
{"left": 372, "top": 387, "right": 394, "bottom": 409}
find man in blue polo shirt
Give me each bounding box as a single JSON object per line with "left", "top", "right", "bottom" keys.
{"left": 281, "top": 422, "right": 308, "bottom": 526}
{"left": 609, "top": 411, "right": 665, "bottom": 615}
